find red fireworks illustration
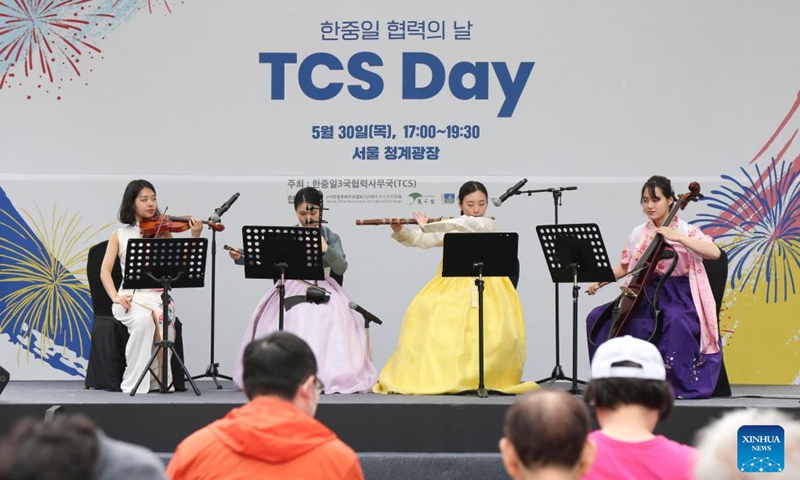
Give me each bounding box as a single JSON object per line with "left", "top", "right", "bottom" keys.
{"left": 0, "top": 0, "right": 114, "bottom": 91}
{"left": 112, "top": 0, "right": 182, "bottom": 15}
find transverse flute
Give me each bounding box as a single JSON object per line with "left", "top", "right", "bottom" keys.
{"left": 355, "top": 216, "right": 494, "bottom": 225}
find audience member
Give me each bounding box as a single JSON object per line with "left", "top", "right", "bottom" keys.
{"left": 582, "top": 335, "right": 695, "bottom": 480}
{"left": 0, "top": 413, "right": 166, "bottom": 480}
{"left": 695, "top": 408, "right": 800, "bottom": 479}
{"left": 167, "top": 331, "right": 364, "bottom": 480}
{"left": 499, "top": 390, "right": 595, "bottom": 479}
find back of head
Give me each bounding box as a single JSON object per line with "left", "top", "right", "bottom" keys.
{"left": 0, "top": 414, "right": 98, "bottom": 480}
{"left": 586, "top": 336, "right": 674, "bottom": 420}
{"left": 503, "top": 390, "right": 592, "bottom": 472}
{"left": 695, "top": 408, "right": 800, "bottom": 479}
{"left": 242, "top": 331, "right": 318, "bottom": 401}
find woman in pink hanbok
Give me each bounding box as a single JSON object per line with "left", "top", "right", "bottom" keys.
{"left": 229, "top": 187, "right": 377, "bottom": 393}
{"left": 586, "top": 176, "right": 722, "bottom": 399}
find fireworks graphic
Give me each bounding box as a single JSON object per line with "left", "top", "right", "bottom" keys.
{"left": 0, "top": 0, "right": 116, "bottom": 94}
{"left": 0, "top": 0, "right": 189, "bottom": 98}
{"left": 112, "top": 0, "right": 184, "bottom": 15}
{"left": 693, "top": 91, "right": 800, "bottom": 305}
{"left": 21, "top": 203, "right": 114, "bottom": 288}
{"left": 0, "top": 187, "right": 112, "bottom": 377}
{"left": 694, "top": 158, "right": 800, "bottom": 303}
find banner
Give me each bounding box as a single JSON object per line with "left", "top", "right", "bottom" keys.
{"left": 1, "top": 1, "right": 798, "bottom": 385}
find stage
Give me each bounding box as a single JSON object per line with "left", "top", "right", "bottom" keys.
{"left": 0, "top": 381, "right": 798, "bottom": 454}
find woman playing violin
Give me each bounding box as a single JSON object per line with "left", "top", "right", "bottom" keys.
{"left": 99, "top": 179, "right": 203, "bottom": 394}
{"left": 586, "top": 175, "right": 722, "bottom": 399}
{"left": 374, "top": 181, "right": 538, "bottom": 395}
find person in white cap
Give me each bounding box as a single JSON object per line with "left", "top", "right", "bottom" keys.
{"left": 582, "top": 336, "right": 696, "bottom": 480}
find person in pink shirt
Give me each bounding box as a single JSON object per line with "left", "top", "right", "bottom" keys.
{"left": 582, "top": 335, "right": 696, "bottom": 480}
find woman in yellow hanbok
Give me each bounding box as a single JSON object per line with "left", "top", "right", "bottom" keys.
{"left": 374, "top": 181, "right": 538, "bottom": 395}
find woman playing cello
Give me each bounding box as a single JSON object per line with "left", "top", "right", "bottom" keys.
{"left": 586, "top": 175, "right": 722, "bottom": 399}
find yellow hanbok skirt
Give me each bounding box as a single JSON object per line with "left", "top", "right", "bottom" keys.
{"left": 374, "top": 263, "right": 538, "bottom": 395}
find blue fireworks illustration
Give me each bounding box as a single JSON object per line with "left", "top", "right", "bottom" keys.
{"left": 693, "top": 157, "right": 800, "bottom": 303}
{"left": 0, "top": 186, "right": 109, "bottom": 377}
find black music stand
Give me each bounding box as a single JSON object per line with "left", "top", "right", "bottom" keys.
{"left": 515, "top": 186, "right": 577, "bottom": 386}
{"left": 241, "top": 226, "right": 324, "bottom": 330}
{"left": 443, "top": 232, "right": 519, "bottom": 398}
{"left": 122, "top": 238, "right": 206, "bottom": 396}
{"left": 536, "top": 224, "right": 615, "bottom": 395}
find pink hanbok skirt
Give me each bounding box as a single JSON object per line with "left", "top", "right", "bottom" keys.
{"left": 232, "top": 278, "right": 378, "bottom": 394}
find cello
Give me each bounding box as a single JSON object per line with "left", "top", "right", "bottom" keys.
{"left": 595, "top": 182, "right": 703, "bottom": 343}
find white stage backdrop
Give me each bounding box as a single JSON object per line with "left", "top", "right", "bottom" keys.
{"left": 1, "top": 1, "right": 798, "bottom": 385}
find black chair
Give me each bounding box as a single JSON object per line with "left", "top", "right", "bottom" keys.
{"left": 704, "top": 248, "right": 732, "bottom": 397}
{"left": 84, "top": 240, "right": 186, "bottom": 392}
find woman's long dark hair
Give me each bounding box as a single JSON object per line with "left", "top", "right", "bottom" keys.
{"left": 118, "top": 179, "right": 158, "bottom": 225}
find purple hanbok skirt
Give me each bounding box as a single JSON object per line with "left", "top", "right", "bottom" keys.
{"left": 232, "top": 278, "right": 378, "bottom": 394}
{"left": 586, "top": 276, "right": 720, "bottom": 399}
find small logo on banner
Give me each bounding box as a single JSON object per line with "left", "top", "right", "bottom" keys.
{"left": 408, "top": 193, "right": 436, "bottom": 205}
{"left": 737, "top": 425, "right": 784, "bottom": 473}
{"left": 442, "top": 193, "right": 456, "bottom": 204}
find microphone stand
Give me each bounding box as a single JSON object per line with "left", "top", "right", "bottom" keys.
{"left": 515, "top": 186, "right": 583, "bottom": 388}
{"left": 192, "top": 194, "right": 238, "bottom": 389}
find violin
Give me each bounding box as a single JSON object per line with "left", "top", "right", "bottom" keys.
{"left": 595, "top": 182, "right": 703, "bottom": 343}
{"left": 139, "top": 215, "right": 224, "bottom": 238}
{"left": 356, "top": 216, "right": 495, "bottom": 225}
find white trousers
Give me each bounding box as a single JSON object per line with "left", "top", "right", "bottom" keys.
{"left": 112, "top": 296, "right": 173, "bottom": 394}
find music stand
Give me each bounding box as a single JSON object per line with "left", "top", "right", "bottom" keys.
{"left": 122, "top": 238, "right": 207, "bottom": 396}
{"left": 516, "top": 186, "right": 577, "bottom": 386}
{"left": 443, "top": 232, "right": 519, "bottom": 398}
{"left": 536, "top": 224, "right": 615, "bottom": 395}
{"left": 241, "top": 226, "right": 325, "bottom": 330}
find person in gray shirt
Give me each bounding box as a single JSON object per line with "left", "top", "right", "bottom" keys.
{"left": 0, "top": 414, "right": 166, "bottom": 480}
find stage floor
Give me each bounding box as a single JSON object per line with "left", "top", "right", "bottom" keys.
{"left": 1, "top": 381, "right": 798, "bottom": 453}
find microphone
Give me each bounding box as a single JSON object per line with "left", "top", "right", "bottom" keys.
{"left": 212, "top": 192, "right": 240, "bottom": 221}
{"left": 348, "top": 301, "right": 383, "bottom": 326}
{"left": 492, "top": 178, "right": 528, "bottom": 207}
{"left": 304, "top": 218, "right": 328, "bottom": 225}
